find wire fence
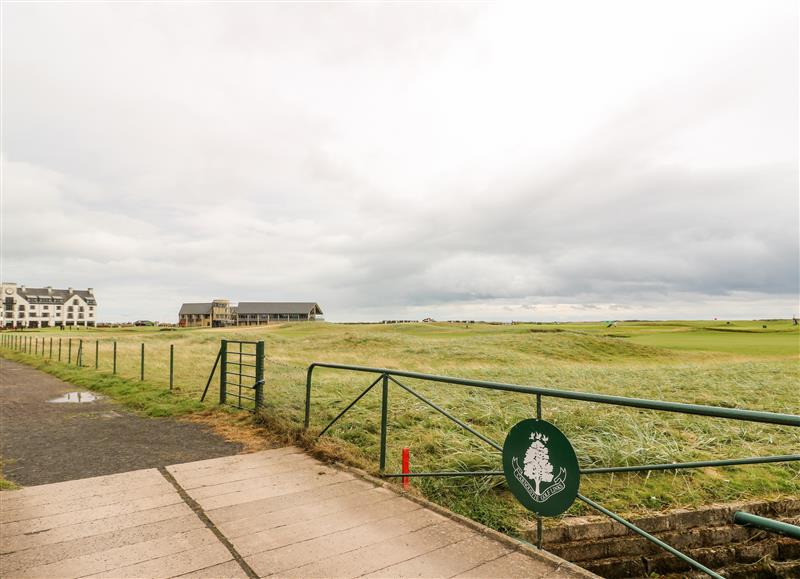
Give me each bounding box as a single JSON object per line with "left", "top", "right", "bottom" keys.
{"left": 1, "top": 333, "right": 178, "bottom": 389}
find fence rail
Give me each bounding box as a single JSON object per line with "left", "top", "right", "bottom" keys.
{"left": 303, "top": 362, "right": 800, "bottom": 579}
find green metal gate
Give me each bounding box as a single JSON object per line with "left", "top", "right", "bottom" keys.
{"left": 201, "top": 339, "right": 264, "bottom": 411}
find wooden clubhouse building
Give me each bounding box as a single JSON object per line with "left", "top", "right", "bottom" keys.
{"left": 179, "top": 300, "right": 323, "bottom": 327}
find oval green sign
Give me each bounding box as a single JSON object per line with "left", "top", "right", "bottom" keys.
{"left": 502, "top": 419, "right": 579, "bottom": 517}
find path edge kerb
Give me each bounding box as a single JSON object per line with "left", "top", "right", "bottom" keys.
{"left": 327, "top": 460, "right": 599, "bottom": 579}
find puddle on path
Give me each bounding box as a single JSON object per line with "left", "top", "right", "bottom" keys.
{"left": 48, "top": 392, "right": 103, "bottom": 403}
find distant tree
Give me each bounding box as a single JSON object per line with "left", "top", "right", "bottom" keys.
{"left": 524, "top": 433, "right": 554, "bottom": 495}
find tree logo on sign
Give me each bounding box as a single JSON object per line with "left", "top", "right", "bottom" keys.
{"left": 511, "top": 431, "right": 567, "bottom": 502}
{"left": 503, "top": 419, "right": 579, "bottom": 516}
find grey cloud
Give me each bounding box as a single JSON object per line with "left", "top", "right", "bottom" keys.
{"left": 2, "top": 2, "right": 798, "bottom": 322}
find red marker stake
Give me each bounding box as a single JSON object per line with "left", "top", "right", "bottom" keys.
{"left": 402, "top": 447, "right": 410, "bottom": 489}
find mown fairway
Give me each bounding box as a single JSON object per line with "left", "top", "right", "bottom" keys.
{"left": 4, "top": 320, "right": 798, "bottom": 534}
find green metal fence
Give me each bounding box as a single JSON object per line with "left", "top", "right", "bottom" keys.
{"left": 200, "top": 339, "right": 265, "bottom": 411}
{"left": 304, "top": 362, "right": 800, "bottom": 579}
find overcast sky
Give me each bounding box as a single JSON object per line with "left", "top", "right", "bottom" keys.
{"left": 2, "top": 1, "right": 798, "bottom": 322}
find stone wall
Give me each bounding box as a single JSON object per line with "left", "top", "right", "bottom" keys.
{"left": 526, "top": 499, "right": 799, "bottom": 578}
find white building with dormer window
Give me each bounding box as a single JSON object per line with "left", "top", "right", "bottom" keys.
{"left": 2, "top": 283, "right": 97, "bottom": 328}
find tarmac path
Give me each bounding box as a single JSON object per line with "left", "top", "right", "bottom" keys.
{"left": 0, "top": 359, "right": 242, "bottom": 485}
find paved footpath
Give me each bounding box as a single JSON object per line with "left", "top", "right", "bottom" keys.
{"left": 0, "top": 359, "right": 241, "bottom": 486}
{"left": 1, "top": 447, "right": 593, "bottom": 578}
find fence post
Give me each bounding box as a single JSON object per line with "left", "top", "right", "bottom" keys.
{"left": 113, "top": 341, "right": 117, "bottom": 374}
{"left": 95, "top": 340, "right": 99, "bottom": 369}
{"left": 379, "top": 373, "right": 389, "bottom": 473}
{"left": 255, "top": 341, "right": 264, "bottom": 408}
{"left": 140, "top": 343, "right": 144, "bottom": 381}
{"left": 68, "top": 338, "right": 72, "bottom": 364}
{"left": 536, "top": 393, "right": 543, "bottom": 549}
{"left": 49, "top": 337, "right": 53, "bottom": 358}
{"left": 78, "top": 339, "right": 83, "bottom": 366}
{"left": 35, "top": 338, "right": 39, "bottom": 356}
{"left": 169, "top": 344, "right": 174, "bottom": 390}
{"left": 402, "top": 447, "right": 410, "bottom": 489}
{"left": 58, "top": 338, "right": 62, "bottom": 361}
{"left": 219, "top": 340, "right": 227, "bottom": 404}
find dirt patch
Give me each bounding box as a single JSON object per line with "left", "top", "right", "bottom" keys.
{"left": 0, "top": 359, "right": 244, "bottom": 486}
{"left": 184, "top": 410, "right": 283, "bottom": 453}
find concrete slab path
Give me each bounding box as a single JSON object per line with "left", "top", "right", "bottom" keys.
{"left": 2, "top": 448, "right": 594, "bottom": 578}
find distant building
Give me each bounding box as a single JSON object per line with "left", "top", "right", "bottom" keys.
{"left": 236, "top": 302, "right": 323, "bottom": 325}
{"left": 2, "top": 283, "right": 97, "bottom": 328}
{"left": 178, "top": 299, "right": 233, "bottom": 327}
{"left": 178, "top": 299, "right": 322, "bottom": 327}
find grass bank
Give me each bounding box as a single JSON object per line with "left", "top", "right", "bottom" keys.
{"left": 2, "top": 320, "right": 798, "bottom": 534}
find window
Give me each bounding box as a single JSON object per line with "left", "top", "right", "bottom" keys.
{"left": 79, "top": 307, "right": 84, "bottom": 312}
{"left": 89, "top": 307, "right": 94, "bottom": 311}
{"left": 68, "top": 306, "right": 74, "bottom": 312}
{"left": 43, "top": 305, "right": 49, "bottom": 310}
{"left": 18, "top": 305, "right": 25, "bottom": 311}
{"left": 73, "top": 298, "right": 79, "bottom": 304}
{"left": 67, "top": 313, "right": 73, "bottom": 319}
{"left": 89, "top": 312, "right": 94, "bottom": 317}
{"left": 56, "top": 306, "right": 61, "bottom": 310}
